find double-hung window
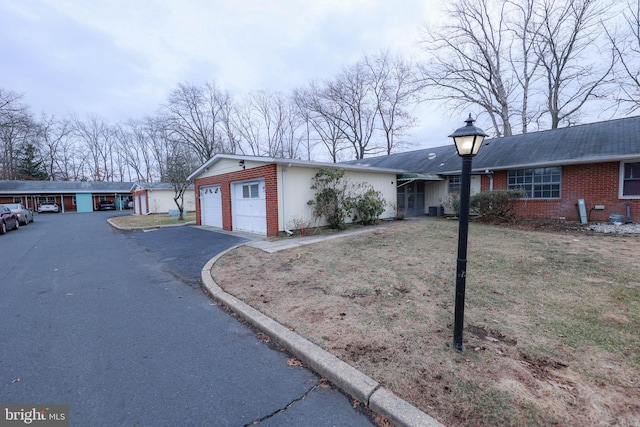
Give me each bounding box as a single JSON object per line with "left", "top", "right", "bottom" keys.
{"left": 507, "top": 167, "right": 561, "bottom": 199}
{"left": 621, "top": 161, "right": 640, "bottom": 198}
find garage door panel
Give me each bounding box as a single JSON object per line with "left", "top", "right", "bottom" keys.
{"left": 201, "top": 185, "right": 222, "bottom": 228}
{"left": 232, "top": 180, "right": 266, "bottom": 235}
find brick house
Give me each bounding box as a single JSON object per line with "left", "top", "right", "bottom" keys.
{"left": 347, "top": 116, "right": 640, "bottom": 223}
{"left": 187, "top": 154, "right": 402, "bottom": 236}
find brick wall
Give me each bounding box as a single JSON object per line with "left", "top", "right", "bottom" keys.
{"left": 194, "top": 164, "right": 279, "bottom": 236}
{"left": 482, "top": 162, "right": 640, "bottom": 222}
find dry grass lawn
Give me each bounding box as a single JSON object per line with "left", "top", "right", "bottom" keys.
{"left": 211, "top": 218, "right": 640, "bottom": 427}
{"left": 109, "top": 212, "right": 195, "bottom": 228}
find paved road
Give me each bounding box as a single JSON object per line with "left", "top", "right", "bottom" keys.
{"left": 0, "top": 212, "right": 375, "bottom": 426}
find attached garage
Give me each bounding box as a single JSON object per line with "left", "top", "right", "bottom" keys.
{"left": 200, "top": 185, "right": 223, "bottom": 228}
{"left": 189, "top": 154, "right": 401, "bottom": 237}
{"left": 232, "top": 180, "right": 266, "bottom": 234}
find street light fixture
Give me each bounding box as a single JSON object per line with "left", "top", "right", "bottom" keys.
{"left": 448, "top": 114, "right": 488, "bottom": 352}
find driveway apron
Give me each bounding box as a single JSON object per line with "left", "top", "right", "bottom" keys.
{"left": 0, "top": 212, "right": 375, "bottom": 426}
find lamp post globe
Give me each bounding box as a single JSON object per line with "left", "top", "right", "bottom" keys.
{"left": 449, "top": 114, "right": 488, "bottom": 352}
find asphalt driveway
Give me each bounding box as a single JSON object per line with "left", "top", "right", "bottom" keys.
{"left": 0, "top": 211, "right": 375, "bottom": 426}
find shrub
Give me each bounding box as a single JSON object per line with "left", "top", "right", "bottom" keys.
{"left": 351, "top": 188, "right": 386, "bottom": 225}
{"left": 307, "top": 169, "right": 351, "bottom": 230}
{"left": 308, "top": 169, "right": 387, "bottom": 229}
{"left": 469, "top": 189, "right": 524, "bottom": 221}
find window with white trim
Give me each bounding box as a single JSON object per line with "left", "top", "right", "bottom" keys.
{"left": 507, "top": 167, "right": 561, "bottom": 199}
{"left": 13, "top": 197, "right": 22, "bottom": 203}
{"left": 242, "top": 183, "right": 260, "bottom": 199}
{"left": 621, "top": 161, "right": 640, "bottom": 197}
{"left": 448, "top": 175, "right": 461, "bottom": 193}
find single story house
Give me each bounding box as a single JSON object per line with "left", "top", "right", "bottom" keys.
{"left": 348, "top": 115, "right": 640, "bottom": 223}
{"left": 0, "top": 180, "right": 134, "bottom": 213}
{"left": 130, "top": 182, "right": 195, "bottom": 215}
{"left": 187, "top": 154, "right": 402, "bottom": 236}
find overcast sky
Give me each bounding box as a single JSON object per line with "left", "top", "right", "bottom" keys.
{"left": 1, "top": 0, "right": 458, "bottom": 149}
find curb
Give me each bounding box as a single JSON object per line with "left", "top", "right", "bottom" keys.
{"left": 106, "top": 218, "right": 196, "bottom": 231}
{"left": 201, "top": 247, "right": 444, "bottom": 427}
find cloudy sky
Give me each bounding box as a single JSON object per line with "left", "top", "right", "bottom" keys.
{"left": 1, "top": 0, "right": 457, "bottom": 148}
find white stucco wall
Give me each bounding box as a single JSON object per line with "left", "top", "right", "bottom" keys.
{"left": 278, "top": 165, "right": 397, "bottom": 232}
{"left": 142, "top": 189, "right": 195, "bottom": 214}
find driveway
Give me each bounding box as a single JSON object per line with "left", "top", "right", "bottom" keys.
{"left": 0, "top": 212, "right": 375, "bottom": 426}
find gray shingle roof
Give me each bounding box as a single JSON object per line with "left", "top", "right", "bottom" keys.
{"left": 0, "top": 180, "right": 134, "bottom": 194}
{"left": 345, "top": 116, "right": 640, "bottom": 174}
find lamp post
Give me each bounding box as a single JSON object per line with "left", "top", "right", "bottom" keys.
{"left": 449, "top": 114, "right": 488, "bottom": 352}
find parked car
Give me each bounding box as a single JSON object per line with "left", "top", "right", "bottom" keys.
{"left": 2, "top": 203, "right": 34, "bottom": 225}
{"left": 0, "top": 205, "right": 19, "bottom": 234}
{"left": 38, "top": 202, "right": 60, "bottom": 213}
{"left": 98, "top": 200, "right": 116, "bottom": 210}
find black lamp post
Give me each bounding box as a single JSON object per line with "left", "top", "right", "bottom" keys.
{"left": 449, "top": 114, "right": 488, "bottom": 352}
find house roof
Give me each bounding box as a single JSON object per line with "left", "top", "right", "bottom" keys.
{"left": 345, "top": 115, "right": 640, "bottom": 174}
{"left": 188, "top": 153, "right": 405, "bottom": 181}
{"left": 130, "top": 182, "right": 195, "bottom": 192}
{"left": 0, "top": 180, "right": 134, "bottom": 194}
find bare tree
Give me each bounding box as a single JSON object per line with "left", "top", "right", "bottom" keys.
{"left": 234, "top": 91, "right": 304, "bottom": 158}
{"left": 419, "top": 0, "right": 616, "bottom": 134}
{"left": 420, "top": 0, "right": 519, "bottom": 136}
{"left": 164, "top": 82, "right": 235, "bottom": 163}
{"left": 73, "top": 114, "right": 119, "bottom": 181}
{"left": 37, "top": 114, "right": 74, "bottom": 180}
{"left": 536, "top": 0, "right": 616, "bottom": 128}
{"left": 294, "top": 83, "right": 349, "bottom": 162}
{"left": 0, "top": 90, "right": 34, "bottom": 179}
{"left": 365, "top": 51, "right": 421, "bottom": 154}
{"left": 608, "top": 0, "right": 640, "bottom": 113}
{"left": 164, "top": 144, "right": 197, "bottom": 220}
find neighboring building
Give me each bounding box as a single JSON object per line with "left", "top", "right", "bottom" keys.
{"left": 188, "top": 154, "right": 402, "bottom": 236}
{"left": 0, "top": 180, "right": 134, "bottom": 213}
{"left": 130, "top": 182, "right": 195, "bottom": 215}
{"left": 348, "top": 116, "right": 640, "bottom": 223}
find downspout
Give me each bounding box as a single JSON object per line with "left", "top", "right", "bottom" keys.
{"left": 282, "top": 163, "right": 293, "bottom": 236}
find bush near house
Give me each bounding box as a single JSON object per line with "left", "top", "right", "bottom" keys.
{"left": 308, "top": 168, "right": 387, "bottom": 230}
{"left": 470, "top": 189, "right": 525, "bottom": 221}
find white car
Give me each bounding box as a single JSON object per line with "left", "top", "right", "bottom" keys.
{"left": 37, "top": 202, "right": 60, "bottom": 213}
{"left": 2, "top": 203, "right": 34, "bottom": 225}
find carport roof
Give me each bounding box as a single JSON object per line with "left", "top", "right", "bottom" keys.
{"left": 0, "top": 180, "right": 134, "bottom": 194}
{"left": 188, "top": 154, "right": 405, "bottom": 181}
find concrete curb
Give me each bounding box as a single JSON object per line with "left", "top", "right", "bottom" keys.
{"left": 201, "top": 247, "right": 445, "bottom": 427}
{"left": 107, "top": 218, "right": 196, "bottom": 231}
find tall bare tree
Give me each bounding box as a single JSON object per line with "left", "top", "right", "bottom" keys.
{"left": 608, "top": 0, "right": 640, "bottom": 113}
{"left": 164, "top": 82, "right": 235, "bottom": 163}
{"left": 420, "top": 0, "right": 519, "bottom": 136}
{"left": 536, "top": 0, "right": 616, "bottom": 128}
{"left": 0, "top": 90, "right": 34, "bottom": 179}
{"left": 420, "top": 0, "right": 615, "bottom": 134}
{"left": 365, "top": 51, "right": 420, "bottom": 154}
{"left": 37, "top": 114, "right": 74, "bottom": 180}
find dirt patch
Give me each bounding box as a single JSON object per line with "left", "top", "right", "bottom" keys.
{"left": 211, "top": 218, "right": 640, "bottom": 426}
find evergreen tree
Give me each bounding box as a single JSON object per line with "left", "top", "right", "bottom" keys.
{"left": 16, "top": 142, "right": 48, "bottom": 180}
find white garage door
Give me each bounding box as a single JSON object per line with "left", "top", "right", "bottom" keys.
{"left": 200, "top": 185, "right": 222, "bottom": 228}
{"left": 232, "top": 180, "right": 266, "bottom": 235}
{"left": 140, "top": 193, "right": 148, "bottom": 215}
